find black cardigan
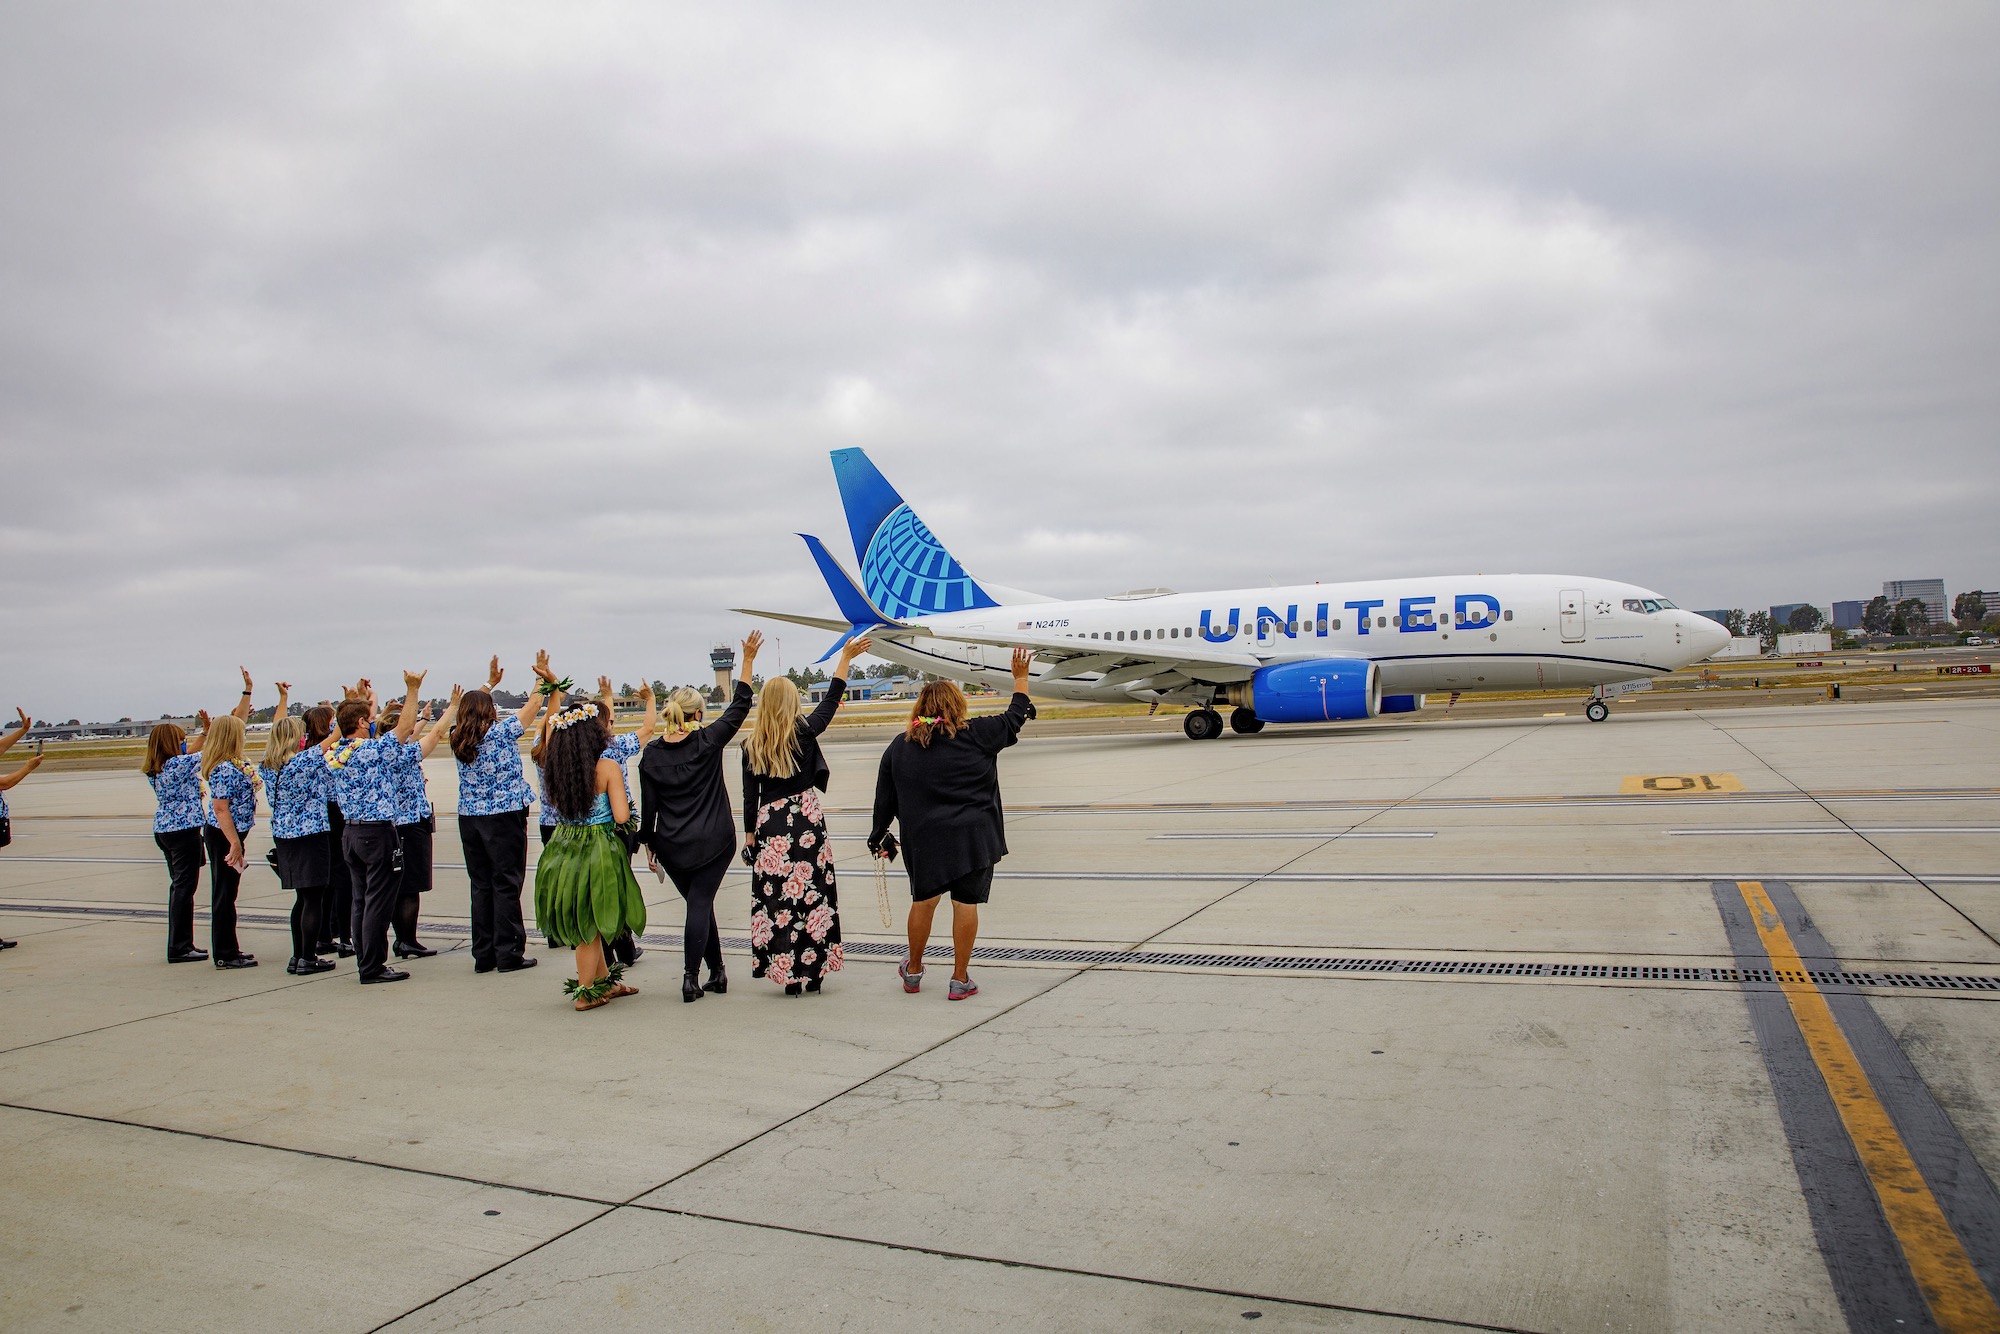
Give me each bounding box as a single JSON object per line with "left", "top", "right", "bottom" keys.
{"left": 639, "top": 680, "right": 752, "bottom": 867}
{"left": 869, "top": 692, "right": 1033, "bottom": 897}
{"left": 742, "top": 677, "right": 845, "bottom": 833}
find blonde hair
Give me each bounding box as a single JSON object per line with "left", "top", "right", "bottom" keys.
{"left": 664, "top": 686, "right": 707, "bottom": 734}
{"left": 200, "top": 715, "right": 246, "bottom": 780}
{"left": 745, "top": 677, "right": 802, "bottom": 778}
{"left": 262, "top": 716, "right": 303, "bottom": 771}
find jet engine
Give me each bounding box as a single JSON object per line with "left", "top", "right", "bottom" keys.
{"left": 1220, "top": 659, "right": 1380, "bottom": 723}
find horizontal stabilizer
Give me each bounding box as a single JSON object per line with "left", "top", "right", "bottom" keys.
{"left": 730, "top": 608, "right": 854, "bottom": 633}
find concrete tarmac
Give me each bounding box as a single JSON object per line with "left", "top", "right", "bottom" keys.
{"left": 3, "top": 699, "right": 1998, "bottom": 1331}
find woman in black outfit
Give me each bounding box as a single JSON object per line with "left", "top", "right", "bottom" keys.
{"left": 741, "top": 636, "right": 871, "bottom": 995}
{"left": 869, "top": 646, "right": 1035, "bottom": 1001}
{"left": 639, "top": 631, "right": 761, "bottom": 1003}
{"left": 300, "top": 702, "right": 352, "bottom": 958}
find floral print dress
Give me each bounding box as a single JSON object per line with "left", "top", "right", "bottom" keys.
{"left": 748, "top": 786, "right": 842, "bottom": 987}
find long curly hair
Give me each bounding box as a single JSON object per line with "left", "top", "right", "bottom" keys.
{"left": 543, "top": 709, "right": 609, "bottom": 822}
{"left": 907, "top": 680, "right": 967, "bottom": 747}
{"left": 450, "top": 689, "right": 498, "bottom": 765}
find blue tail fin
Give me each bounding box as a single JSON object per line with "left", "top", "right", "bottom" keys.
{"left": 829, "top": 448, "right": 1001, "bottom": 619}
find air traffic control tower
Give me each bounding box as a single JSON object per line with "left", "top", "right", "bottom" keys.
{"left": 710, "top": 643, "right": 735, "bottom": 701}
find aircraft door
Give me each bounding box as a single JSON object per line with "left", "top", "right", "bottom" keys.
{"left": 1254, "top": 615, "right": 1279, "bottom": 651}
{"left": 1560, "top": 589, "right": 1585, "bottom": 643}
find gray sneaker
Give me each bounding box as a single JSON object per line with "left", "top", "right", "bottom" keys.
{"left": 899, "top": 958, "right": 923, "bottom": 993}
{"left": 948, "top": 975, "right": 978, "bottom": 1001}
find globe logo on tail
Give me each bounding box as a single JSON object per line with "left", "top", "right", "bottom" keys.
{"left": 861, "top": 505, "right": 991, "bottom": 618}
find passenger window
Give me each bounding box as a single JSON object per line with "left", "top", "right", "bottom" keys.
{"left": 1143, "top": 629, "right": 1152, "bottom": 640}
{"left": 1116, "top": 631, "right": 1124, "bottom": 641}
{"left": 1332, "top": 618, "right": 1341, "bottom": 631}
{"left": 1287, "top": 620, "right": 1296, "bottom": 633}
{"left": 1503, "top": 610, "right": 1513, "bottom": 621}
{"left": 1377, "top": 616, "right": 1386, "bottom": 628}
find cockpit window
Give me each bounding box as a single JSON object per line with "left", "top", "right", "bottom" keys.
{"left": 1655, "top": 598, "right": 1677, "bottom": 609}
{"left": 1642, "top": 599, "right": 1661, "bottom": 613}
{"left": 1623, "top": 599, "right": 1644, "bottom": 613}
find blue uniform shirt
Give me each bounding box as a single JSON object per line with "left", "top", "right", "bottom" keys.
{"left": 327, "top": 736, "right": 400, "bottom": 823}
{"left": 261, "top": 750, "right": 332, "bottom": 839}
{"left": 204, "top": 762, "right": 258, "bottom": 835}
{"left": 540, "top": 729, "right": 639, "bottom": 826}
{"left": 150, "top": 754, "right": 206, "bottom": 833}
{"left": 387, "top": 738, "right": 433, "bottom": 825}
{"left": 456, "top": 714, "right": 531, "bottom": 816}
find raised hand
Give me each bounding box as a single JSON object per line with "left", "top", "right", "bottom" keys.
{"left": 275, "top": 681, "right": 292, "bottom": 694}
{"left": 1011, "top": 646, "right": 1034, "bottom": 682}
{"left": 403, "top": 669, "right": 426, "bottom": 692}
{"left": 448, "top": 684, "right": 464, "bottom": 709}
{"left": 532, "top": 649, "right": 554, "bottom": 682}
{"left": 15, "top": 707, "right": 30, "bottom": 731}
{"left": 638, "top": 681, "right": 655, "bottom": 703}
{"left": 598, "top": 675, "right": 614, "bottom": 704}
{"left": 838, "top": 636, "right": 874, "bottom": 668}
{"left": 240, "top": 666, "right": 253, "bottom": 694}
{"left": 742, "top": 630, "right": 764, "bottom": 661}
{"left": 196, "top": 709, "right": 212, "bottom": 732}
{"left": 487, "top": 655, "right": 504, "bottom": 689}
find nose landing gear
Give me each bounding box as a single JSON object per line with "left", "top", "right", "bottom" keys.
{"left": 1585, "top": 699, "right": 1610, "bottom": 723}
{"left": 1183, "top": 708, "right": 1224, "bottom": 740}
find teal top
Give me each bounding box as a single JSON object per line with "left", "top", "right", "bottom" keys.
{"left": 560, "top": 792, "right": 615, "bottom": 827}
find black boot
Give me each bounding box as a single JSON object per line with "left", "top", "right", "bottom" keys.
{"left": 682, "top": 970, "right": 704, "bottom": 1003}
{"left": 703, "top": 967, "right": 727, "bottom": 994}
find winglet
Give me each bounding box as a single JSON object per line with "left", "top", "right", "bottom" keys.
{"left": 801, "top": 533, "right": 894, "bottom": 627}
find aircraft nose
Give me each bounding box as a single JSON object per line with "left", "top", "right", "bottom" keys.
{"left": 1689, "top": 613, "right": 1730, "bottom": 659}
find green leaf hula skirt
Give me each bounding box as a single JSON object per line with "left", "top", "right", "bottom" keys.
{"left": 535, "top": 823, "right": 646, "bottom": 948}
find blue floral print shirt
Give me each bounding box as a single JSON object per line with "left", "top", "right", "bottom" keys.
{"left": 456, "top": 714, "right": 531, "bottom": 817}
{"left": 204, "top": 761, "right": 258, "bottom": 835}
{"left": 261, "top": 750, "right": 331, "bottom": 839}
{"left": 150, "top": 753, "right": 206, "bottom": 833}
{"left": 386, "top": 737, "right": 433, "bottom": 825}
{"left": 326, "top": 736, "right": 400, "bottom": 823}
{"left": 539, "top": 729, "right": 640, "bottom": 826}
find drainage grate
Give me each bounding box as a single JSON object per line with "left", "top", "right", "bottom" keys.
{"left": 11, "top": 902, "right": 1999, "bottom": 994}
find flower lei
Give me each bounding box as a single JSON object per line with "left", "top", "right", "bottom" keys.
{"left": 535, "top": 675, "right": 575, "bottom": 698}
{"left": 548, "top": 705, "right": 595, "bottom": 731}
{"left": 914, "top": 716, "right": 941, "bottom": 726}
{"left": 326, "top": 739, "right": 365, "bottom": 771}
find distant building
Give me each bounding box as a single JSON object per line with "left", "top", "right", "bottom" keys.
{"left": 1883, "top": 578, "right": 1947, "bottom": 626}
{"left": 1776, "top": 632, "right": 1832, "bottom": 656}
{"left": 1769, "top": 602, "right": 1813, "bottom": 629}
{"left": 1832, "top": 600, "right": 1865, "bottom": 630}
{"left": 1709, "top": 637, "right": 1764, "bottom": 661}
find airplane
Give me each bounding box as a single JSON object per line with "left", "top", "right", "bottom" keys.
{"left": 736, "top": 449, "right": 1732, "bottom": 738}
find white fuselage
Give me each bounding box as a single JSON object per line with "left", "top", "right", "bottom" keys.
{"left": 865, "top": 575, "right": 1729, "bottom": 705}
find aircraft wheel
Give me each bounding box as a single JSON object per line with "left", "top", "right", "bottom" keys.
{"left": 1229, "top": 707, "right": 1265, "bottom": 735}
{"left": 1585, "top": 700, "right": 1609, "bottom": 722}
{"left": 1183, "top": 709, "right": 1223, "bottom": 741}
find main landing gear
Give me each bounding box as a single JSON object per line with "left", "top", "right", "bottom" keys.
{"left": 1585, "top": 699, "right": 1610, "bottom": 723}
{"left": 1229, "top": 707, "right": 1265, "bottom": 735}
{"left": 1184, "top": 708, "right": 1223, "bottom": 740}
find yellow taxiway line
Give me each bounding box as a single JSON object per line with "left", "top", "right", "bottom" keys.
{"left": 1736, "top": 880, "right": 2000, "bottom": 1332}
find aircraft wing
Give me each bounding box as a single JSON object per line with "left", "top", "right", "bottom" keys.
{"left": 888, "top": 620, "right": 1262, "bottom": 671}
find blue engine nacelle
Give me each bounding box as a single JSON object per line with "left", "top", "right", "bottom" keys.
{"left": 1228, "top": 659, "right": 1380, "bottom": 723}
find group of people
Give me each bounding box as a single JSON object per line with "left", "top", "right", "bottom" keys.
{"left": 3, "top": 634, "right": 1040, "bottom": 1010}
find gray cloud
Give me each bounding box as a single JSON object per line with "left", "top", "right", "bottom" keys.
{"left": 4, "top": 2, "right": 1997, "bottom": 717}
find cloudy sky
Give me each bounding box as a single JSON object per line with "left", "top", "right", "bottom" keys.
{"left": 3, "top": 3, "right": 1996, "bottom": 719}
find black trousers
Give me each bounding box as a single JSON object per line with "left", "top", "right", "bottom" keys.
{"left": 324, "top": 802, "right": 351, "bottom": 946}
{"left": 200, "top": 824, "right": 246, "bottom": 959}
{"left": 341, "top": 821, "right": 399, "bottom": 980}
{"left": 460, "top": 809, "right": 528, "bottom": 968}
{"left": 154, "top": 826, "right": 204, "bottom": 957}
{"left": 661, "top": 847, "right": 732, "bottom": 978}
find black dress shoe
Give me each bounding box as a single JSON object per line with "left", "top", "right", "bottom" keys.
{"left": 394, "top": 942, "right": 438, "bottom": 959}
{"left": 288, "top": 957, "right": 335, "bottom": 975}
{"left": 496, "top": 956, "right": 538, "bottom": 973}
{"left": 168, "top": 949, "right": 210, "bottom": 964}
{"left": 0, "top": 938, "right": 17, "bottom": 949}
{"left": 315, "top": 940, "right": 338, "bottom": 956}
{"left": 474, "top": 960, "right": 496, "bottom": 974}
{"left": 214, "top": 955, "right": 259, "bottom": 970}
{"left": 335, "top": 940, "right": 355, "bottom": 958}
{"left": 784, "top": 982, "right": 803, "bottom": 997}
{"left": 682, "top": 971, "right": 704, "bottom": 1003}
{"left": 359, "top": 967, "right": 410, "bottom": 984}
{"left": 805, "top": 978, "right": 822, "bottom": 994}
{"left": 703, "top": 969, "right": 727, "bottom": 994}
